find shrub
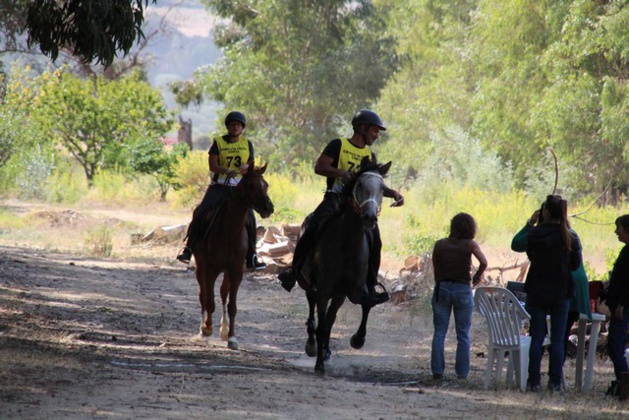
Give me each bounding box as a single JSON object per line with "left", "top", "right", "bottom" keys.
{"left": 403, "top": 213, "right": 444, "bottom": 256}
{"left": 84, "top": 225, "right": 113, "bottom": 257}
{"left": 15, "top": 145, "right": 55, "bottom": 200}
{"left": 170, "top": 151, "right": 210, "bottom": 208}
{"left": 45, "top": 162, "right": 88, "bottom": 204}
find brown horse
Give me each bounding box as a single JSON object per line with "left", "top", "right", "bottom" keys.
{"left": 192, "top": 163, "right": 274, "bottom": 350}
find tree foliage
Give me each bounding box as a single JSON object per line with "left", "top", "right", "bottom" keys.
{"left": 0, "top": 65, "right": 50, "bottom": 169}
{"left": 376, "top": 0, "right": 478, "bottom": 182}
{"left": 197, "top": 0, "right": 399, "bottom": 169}
{"left": 379, "top": 0, "right": 629, "bottom": 198}
{"left": 169, "top": 80, "right": 204, "bottom": 110}
{"left": 34, "top": 70, "right": 173, "bottom": 185}
{"left": 128, "top": 140, "right": 189, "bottom": 201}
{"left": 534, "top": 0, "right": 629, "bottom": 195}
{"left": 25, "top": 0, "right": 156, "bottom": 67}
{"left": 0, "top": 0, "right": 28, "bottom": 55}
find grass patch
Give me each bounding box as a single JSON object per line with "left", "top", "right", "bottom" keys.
{"left": 0, "top": 208, "right": 24, "bottom": 230}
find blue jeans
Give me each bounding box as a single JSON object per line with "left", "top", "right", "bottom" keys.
{"left": 431, "top": 281, "right": 474, "bottom": 378}
{"left": 607, "top": 306, "right": 629, "bottom": 382}
{"left": 526, "top": 298, "right": 569, "bottom": 388}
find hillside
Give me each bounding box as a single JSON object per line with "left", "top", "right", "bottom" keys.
{"left": 144, "top": 0, "right": 222, "bottom": 145}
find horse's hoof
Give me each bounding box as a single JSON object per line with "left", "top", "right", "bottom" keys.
{"left": 200, "top": 326, "right": 213, "bottom": 337}
{"left": 350, "top": 334, "right": 365, "bottom": 349}
{"left": 315, "top": 363, "right": 325, "bottom": 374}
{"left": 305, "top": 341, "right": 317, "bottom": 357}
{"left": 227, "top": 337, "right": 239, "bottom": 350}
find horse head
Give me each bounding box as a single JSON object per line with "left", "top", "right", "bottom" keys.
{"left": 348, "top": 159, "right": 391, "bottom": 230}
{"left": 239, "top": 162, "right": 274, "bottom": 218}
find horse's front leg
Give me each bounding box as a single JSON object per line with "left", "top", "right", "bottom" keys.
{"left": 305, "top": 290, "right": 317, "bottom": 357}
{"left": 314, "top": 297, "right": 329, "bottom": 373}
{"left": 220, "top": 268, "right": 243, "bottom": 350}
{"left": 219, "top": 273, "right": 229, "bottom": 341}
{"left": 350, "top": 304, "right": 372, "bottom": 349}
{"left": 197, "top": 264, "right": 219, "bottom": 337}
{"left": 324, "top": 295, "right": 345, "bottom": 360}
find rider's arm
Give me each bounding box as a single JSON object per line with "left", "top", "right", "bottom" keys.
{"left": 314, "top": 153, "right": 348, "bottom": 180}
{"left": 471, "top": 240, "right": 488, "bottom": 285}
{"left": 209, "top": 149, "right": 236, "bottom": 176}
{"left": 384, "top": 186, "right": 404, "bottom": 207}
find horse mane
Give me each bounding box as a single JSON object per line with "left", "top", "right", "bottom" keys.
{"left": 339, "top": 161, "right": 384, "bottom": 198}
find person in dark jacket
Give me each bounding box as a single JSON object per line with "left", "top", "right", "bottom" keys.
{"left": 525, "top": 195, "right": 581, "bottom": 392}
{"left": 511, "top": 205, "right": 590, "bottom": 364}
{"left": 604, "top": 214, "right": 629, "bottom": 397}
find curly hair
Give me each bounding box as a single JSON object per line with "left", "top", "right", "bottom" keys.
{"left": 449, "top": 212, "right": 477, "bottom": 240}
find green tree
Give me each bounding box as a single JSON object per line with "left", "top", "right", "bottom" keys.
{"left": 467, "top": 0, "right": 570, "bottom": 187}
{"left": 35, "top": 70, "right": 173, "bottom": 186}
{"left": 0, "top": 65, "right": 50, "bottom": 169}
{"left": 377, "top": 0, "right": 478, "bottom": 182}
{"left": 170, "top": 80, "right": 204, "bottom": 110}
{"left": 128, "top": 140, "right": 189, "bottom": 201}
{"left": 532, "top": 1, "right": 629, "bottom": 196}
{"left": 26, "top": 0, "right": 156, "bottom": 67}
{"left": 197, "top": 0, "right": 399, "bottom": 168}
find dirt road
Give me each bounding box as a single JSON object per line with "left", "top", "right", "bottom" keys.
{"left": 0, "top": 245, "right": 627, "bottom": 419}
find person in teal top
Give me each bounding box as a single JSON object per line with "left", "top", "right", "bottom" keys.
{"left": 511, "top": 206, "right": 591, "bottom": 362}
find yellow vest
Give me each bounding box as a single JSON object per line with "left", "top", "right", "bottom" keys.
{"left": 332, "top": 138, "right": 373, "bottom": 191}
{"left": 213, "top": 135, "right": 251, "bottom": 186}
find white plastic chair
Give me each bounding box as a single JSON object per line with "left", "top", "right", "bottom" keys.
{"left": 474, "top": 286, "right": 531, "bottom": 391}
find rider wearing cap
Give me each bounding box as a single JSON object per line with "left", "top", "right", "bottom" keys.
{"left": 278, "top": 109, "right": 404, "bottom": 307}
{"left": 177, "top": 111, "right": 266, "bottom": 270}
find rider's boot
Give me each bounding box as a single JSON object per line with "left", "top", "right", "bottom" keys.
{"left": 359, "top": 281, "right": 389, "bottom": 308}
{"left": 370, "top": 287, "right": 390, "bottom": 305}
{"left": 359, "top": 289, "right": 389, "bottom": 308}
{"left": 176, "top": 246, "right": 192, "bottom": 264}
{"left": 278, "top": 266, "right": 296, "bottom": 292}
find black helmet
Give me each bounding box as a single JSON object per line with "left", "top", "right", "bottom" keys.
{"left": 225, "top": 111, "right": 246, "bottom": 128}
{"left": 351, "top": 109, "right": 386, "bottom": 131}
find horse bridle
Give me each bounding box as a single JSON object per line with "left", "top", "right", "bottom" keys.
{"left": 352, "top": 172, "right": 384, "bottom": 215}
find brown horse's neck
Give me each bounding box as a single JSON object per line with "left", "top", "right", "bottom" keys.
{"left": 223, "top": 190, "right": 249, "bottom": 226}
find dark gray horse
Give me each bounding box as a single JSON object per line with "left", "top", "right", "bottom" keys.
{"left": 297, "top": 160, "right": 392, "bottom": 373}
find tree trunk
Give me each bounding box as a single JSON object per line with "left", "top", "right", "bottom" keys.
{"left": 178, "top": 116, "right": 193, "bottom": 150}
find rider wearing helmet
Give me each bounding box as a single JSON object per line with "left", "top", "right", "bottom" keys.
{"left": 278, "top": 109, "right": 404, "bottom": 307}
{"left": 177, "top": 111, "right": 266, "bottom": 270}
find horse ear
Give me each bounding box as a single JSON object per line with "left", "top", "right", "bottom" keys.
{"left": 257, "top": 162, "right": 268, "bottom": 175}
{"left": 379, "top": 161, "right": 392, "bottom": 176}
{"left": 360, "top": 156, "right": 371, "bottom": 167}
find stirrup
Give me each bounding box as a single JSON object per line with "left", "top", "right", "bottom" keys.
{"left": 371, "top": 281, "right": 390, "bottom": 302}
{"left": 246, "top": 254, "right": 266, "bottom": 271}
